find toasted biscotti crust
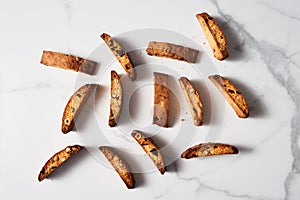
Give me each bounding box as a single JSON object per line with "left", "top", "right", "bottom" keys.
{"left": 40, "top": 50, "right": 97, "bottom": 75}
{"left": 62, "top": 84, "right": 97, "bottom": 133}
{"left": 99, "top": 146, "right": 135, "bottom": 189}
{"left": 146, "top": 41, "right": 199, "bottom": 63}
{"left": 131, "top": 130, "right": 166, "bottom": 174}
{"left": 181, "top": 143, "right": 238, "bottom": 159}
{"left": 179, "top": 77, "right": 203, "bottom": 126}
{"left": 153, "top": 72, "right": 169, "bottom": 127}
{"left": 196, "top": 12, "right": 229, "bottom": 60}
{"left": 209, "top": 75, "right": 249, "bottom": 118}
{"left": 101, "top": 33, "right": 136, "bottom": 80}
{"left": 109, "top": 71, "right": 122, "bottom": 127}
{"left": 38, "top": 145, "right": 83, "bottom": 181}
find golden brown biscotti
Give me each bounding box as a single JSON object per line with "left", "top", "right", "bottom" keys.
{"left": 146, "top": 41, "right": 199, "bottom": 63}
{"left": 181, "top": 143, "right": 238, "bottom": 159}
{"left": 40, "top": 50, "right": 97, "bottom": 75}
{"left": 179, "top": 77, "right": 203, "bottom": 126}
{"left": 109, "top": 70, "right": 123, "bottom": 127}
{"left": 38, "top": 145, "right": 83, "bottom": 181}
{"left": 99, "top": 146, "right": 135, "bottom": 189}
{"left": 62, "top": 84, "right": 97, "bottom": 134}
{"left": 131, "top": 130, "right": 166, "bottom": 174}
{"left": 101, "top": 33, "right": 136, "bottom": 80}
{"left": 153, "top": 72, "right": 169, "bottom": 127}
{"left": 196, "top": 12, "right": 229, "bottom": 60}
{"left": 208, "top": 75, "right": 249, "bottom": 118}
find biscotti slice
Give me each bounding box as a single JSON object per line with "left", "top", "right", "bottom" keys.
{"left": 38, "top": 145, "right": 83, "bottom": 181}
{"left": 153, "top": 72, "right": 169, "bottom": 127}
{"left": 179, "top": 77, "right": 203, "bottom": 126}
{"left": 196, "top": 12, "right": 229, "bottom": 60}
{"left": 131, "top": 130, "right": 166, "bottom": 174}
{"left": 99, "top": 146, "right": 135, "bottom": 189}
{"left": 209, "top": 75, "right": 249, "bottom": 118}
{"left": 101, "top": 33, "right": 136, "bottom": 80}
{"left": 109, "top": 70, "right": 123, "bottom": 127}
{"left": 62, "top": 84, "right": 97, "bottom": 134}
{"left": 181, "top": 143, "right": 238, "bottom": 159}
{"left": 146, "top": 41, "right": 199, "bottom": 63}
{"left": 40, "top": 50, "right": 97, "bottom": 75}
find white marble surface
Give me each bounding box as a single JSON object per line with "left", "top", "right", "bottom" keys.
{"left": 1, "top": 0, "right": 299, "bottom": 199}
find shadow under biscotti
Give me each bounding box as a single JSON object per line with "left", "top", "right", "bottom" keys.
{"left": 235, "top": 145, "right": 253, "bottom": 154}
{"left": 190, "top": 79, "right": 212, "bottom": 126}
{"left": 168, "top": 76, "right": 181, "bottom": 128}
{"left": 213, "top": 16, "right": 248, "bottom": 62}
{"left": 226, "top": 77, "right": 266, "bottom": 118}
{"left": 149, "top": 132, "right": 178, "bottom": 174}
{"left": 113, "top": 148, "right": 146, "bottom": 188}
{"left": 74, "top": 85, "right": 106, "bottom": 133}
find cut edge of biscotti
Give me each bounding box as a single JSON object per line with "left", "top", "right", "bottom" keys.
{"left": 109, "top": 70, "right": 123, "bottom": 127}
{"left": 100, "top": 33, "right": 136, "bottom": 80}
{"left": 40, "top": 50, "right": 97, "bottom": 75}
{"left": 131, "top": 130, "right": 166, "bottom": 174}
{"left": 61, "top": 84, "right": 97, "bottom": 134}
{"left": 209, "top": 75, "right": 249, "bottom": 118}
{"left": 153, "top": 72, "right": 169, "bottom": 127}
{"left": 38, "top": 145, "right": 83, "bottom": 181}
{"left": 146, "top": 41, "right": 199, "bottom": 63}
{"left": 196, "top": 12, "right": 229, "bottom": 60}
{"left": 178, "top": 77, "right": 203, "bottom": 126}
{"left": 99, "top": 146, "right": 136, "bottom": 189}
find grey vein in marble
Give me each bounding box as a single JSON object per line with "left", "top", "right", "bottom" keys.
{"left": 210, "top": 0, "right": 300, "bottom": 199}
{"left": 154, "top": 120, "right": 290, "bottom": 200}
{"left": 62, "top": 0, "right": 71, "bottom": 21}
{"left": 150, "top": 0, "right": 300, "bottom": 199}
{"left": 258, "top": 1, "right": 300, "bottom": 22}
{"left": 61, "top": 0, "right": 72, "bottom": 53}
{"left": 154, "top": 161, "right": 278, "bottom": 200}
{"left": 0, "top": 82, "right": 71, "bottom": 94}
